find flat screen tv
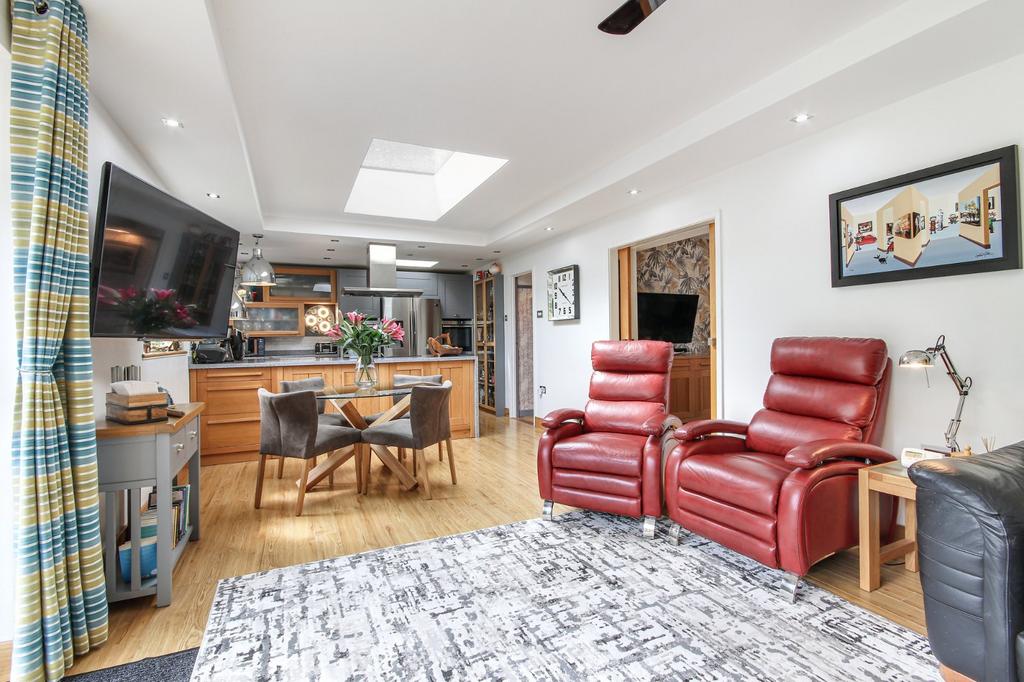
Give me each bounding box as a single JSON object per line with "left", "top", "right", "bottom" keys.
{"left": 90, "top": 163, "right": 240, "bottom": 339}
{"left": 636, "top": 292, "right": 699, "bottom": 344}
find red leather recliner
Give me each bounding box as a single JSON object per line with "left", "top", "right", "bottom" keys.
{"left": 664, "top": 337, "right": 896, "bottom": 595}
{"left": 538, "top": 340, "right": 679, "bottom": 537}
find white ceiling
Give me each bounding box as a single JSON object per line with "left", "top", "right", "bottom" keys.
{"left": 83, "top": 0, "right": 1023, "bottom": 272}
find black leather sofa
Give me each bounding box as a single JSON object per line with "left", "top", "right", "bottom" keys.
{"left": 909, "top": 443, "right": 1024, "bottom": 682}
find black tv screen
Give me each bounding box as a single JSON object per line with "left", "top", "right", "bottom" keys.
{"left": 90, "top": 163, "right": 240, "bottom": 339}
{"left": 637, "top": 292, "right": 699, "bottom": 344}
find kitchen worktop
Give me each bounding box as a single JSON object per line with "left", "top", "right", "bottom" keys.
{"left": 188, "top": 353, "right": 477, "bottom": 369}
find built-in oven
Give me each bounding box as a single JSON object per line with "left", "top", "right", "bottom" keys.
{"left": 442, "top": 319, "right": 473, "bottom": 351}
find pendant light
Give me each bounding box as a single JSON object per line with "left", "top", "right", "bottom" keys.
{"left": 228, "top": 271, "right": 250, "bottom": 321}
{"left": 239, "top": 233, "right": 277, "bottom": 286}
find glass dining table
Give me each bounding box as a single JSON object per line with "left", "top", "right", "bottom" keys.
{"left": 313, "top": 386, "right": 419, "bottom": 493}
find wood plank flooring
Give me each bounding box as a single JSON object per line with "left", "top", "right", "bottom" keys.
{"left": 41, "top": 415, "right": 925, "bottom": 678}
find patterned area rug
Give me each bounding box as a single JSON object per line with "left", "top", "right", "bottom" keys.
{"left": 193, "top": 512, "right": 938, "bottom": 681}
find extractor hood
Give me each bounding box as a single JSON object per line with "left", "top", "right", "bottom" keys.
{"left": 341, "top": 242, "right": 423, "bottom": 298}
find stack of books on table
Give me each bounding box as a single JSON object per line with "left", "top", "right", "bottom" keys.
{"left": 118, "top": 484, "right": 191, "bottom": 582}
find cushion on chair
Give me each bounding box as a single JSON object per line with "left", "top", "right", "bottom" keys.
{"left": 770, "top": 337, "right": 888, "bottom": 385}
{"left": 552, "top": 432, "right": 648, "bottom": 477}
{"left": 361, "top": 419, "right": 416, "bottom": 449}
{"left": 746, "top": 409, "right": 863, "bottom": 457}
{"left": 679, "top": 452, "right": 795, "bottom": 516}
{"left": 313, "top": 424, "right": 362, "bottom": 455}
{"left": 591, "top": 339, "right": 674, "bottom": 374}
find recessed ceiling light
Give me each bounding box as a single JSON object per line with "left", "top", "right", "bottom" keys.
{"left": 326, "top": 248, "right": 335, "bottom": 252}
{"left": 627, "top": 188, "right": 641, "bottom": 196}
{"left": 476, "top": 258, "right": 485, "bottom": 261}
{"left": 790, "top": 112, "right": 814, "bottom": 124}
{"left": 417, "top": 245, "right": 427, "bottom": 249}
{"left": 323, "top": 257, "right": 332, "bottom": 260}
{"left": 206, "top": 192, "right": 221, "bottom": 199}
{"left": 345, "top": 138, "right": 508, "bottom": 222}
{"left": 161, "top": 117, "right": 183, "bottom": 128}
{"left": 395, "top": 259, "right": 438, "bottom": 268}
{"left": 460, "top": 264, "right": 468, "bottom": 268}
{"left": 544, "top": 226, "right": 554, "bottom": 231}
{"left": 330, "top": 239, "right": 340, "bottom": 243}
{"left": 493, "top": 250, "right": 501, "bottom": 254}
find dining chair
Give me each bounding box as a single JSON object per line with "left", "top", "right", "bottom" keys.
{"left": 361, "top": 381, "right": 455, "bottom": 499}
{"left": 256, "top": 388, "right": 363, "bottom": 516}
{"left": 364, "top": 373, "right": 443, "bottom": 463}
{"left": 279, "top": 376, "right": 352, "bottom": 484}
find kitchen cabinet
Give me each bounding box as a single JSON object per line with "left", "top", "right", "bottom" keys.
{"left": 238, "top": 303, "right": 304, "bottom": 336}
{"left": 473, "top": 274, "right": 505, "bottom": 415}
{"left": 440, "top": 274, "right": 473, "bottom": 319}
{"left": 250, "top": 266, "right": 335, "bottom": 303}
{"left": 189, "top": 357, "right": 477, "bottom": 464}
{"left": 395, "top": 270, "right": 439, "bottom": 297}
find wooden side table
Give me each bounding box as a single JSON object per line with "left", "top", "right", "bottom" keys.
{"left": 858, "top": 460, "right": 918, "bottom": 591}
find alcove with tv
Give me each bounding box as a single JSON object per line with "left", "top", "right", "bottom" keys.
{"left": 616, "top": 223, "right": 715, "bottom": 422}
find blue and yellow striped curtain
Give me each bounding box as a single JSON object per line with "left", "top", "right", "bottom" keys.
{"left": 10, "top": 0, "right": 107, "bottom": 680}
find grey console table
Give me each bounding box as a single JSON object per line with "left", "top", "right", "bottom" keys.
{"left": 95, "top": 402, "right": 205, "bottom": 607}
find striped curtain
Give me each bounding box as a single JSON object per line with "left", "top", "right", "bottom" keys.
{"left": 10, "top": 1, "right": 108, "bottom": 680}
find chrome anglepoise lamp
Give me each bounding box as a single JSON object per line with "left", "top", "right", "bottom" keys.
{"left": 898, "top": 334, "right": 972, "bottom": 452}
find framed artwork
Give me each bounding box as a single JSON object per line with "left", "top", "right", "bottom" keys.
{"left": 829, "top": 145, "right": 1019, "bottom": 287}
{"left": 547, "top": 264, "right": 579, "bottom": 320}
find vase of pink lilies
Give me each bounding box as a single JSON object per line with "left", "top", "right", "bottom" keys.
{"left": 326, "top": 312, "right": 406, "bottom": 389}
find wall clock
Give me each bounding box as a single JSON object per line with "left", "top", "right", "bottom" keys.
{"left": 547, "top": 264, "right": 580, "bottom": 321}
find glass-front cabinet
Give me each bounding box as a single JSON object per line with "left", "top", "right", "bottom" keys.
{"left": 251, "top": 266, "right": 336, "bottom": 303}
{"left": 238, "top": 303, "right": 303, "bottom": 336}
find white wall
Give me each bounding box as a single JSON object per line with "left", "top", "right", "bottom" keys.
{"left": 503, "top": 54, "right": 1024, "bottom": 456}
{"left": 87, "top": 99, "right": 190, "bottom": 414}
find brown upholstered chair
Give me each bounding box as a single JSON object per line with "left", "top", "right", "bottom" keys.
{"left": 361, "top": 381, "right": 454, "bottom": 498}
{"left": 256, "top": 388, "right": 363, "bottom": 515}
{"left": 364, "top": 373, "right": 443, "bottom": 426}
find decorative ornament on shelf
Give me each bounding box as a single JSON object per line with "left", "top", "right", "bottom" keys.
{"left": 898, "top": 333, "right": 972, "bottom": 453}
{"left": 488, "top": 262, "right": 502, "bottom": 275}
{"left": 239, "top": 234, "right": 276, "bottom": 286}
{"left": 325, "top": 311, "right": 406, "bottom": 389}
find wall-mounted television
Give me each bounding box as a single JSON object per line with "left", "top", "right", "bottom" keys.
{"left": 90, "top": 163, "right": 240, "bottom": 339}
{"left": 637, "top": 292, "right": 699, "bottom": 344}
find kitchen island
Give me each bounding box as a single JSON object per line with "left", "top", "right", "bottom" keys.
{"left": 189, "top": 354, "right": 478, "bottom": 465}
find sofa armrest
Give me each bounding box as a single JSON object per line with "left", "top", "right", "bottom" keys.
{"left": 541, "top": 408, "right": 585, "bottom": 429}
{"left": 785, "top": 439, "right": 894, "bottom": 469}
{"left": 673, "top": 419, "right": 748, "bottom": 443}
{"left": 641, "top": 414, "right": 682, "bottom": 437}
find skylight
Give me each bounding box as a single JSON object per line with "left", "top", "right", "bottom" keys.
{"left": 345, "top": 138, "right": 507, "bottom": 222}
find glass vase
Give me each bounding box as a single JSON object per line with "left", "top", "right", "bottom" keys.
{"left": 354, "top": 354, "right": 378, "bottom": 390}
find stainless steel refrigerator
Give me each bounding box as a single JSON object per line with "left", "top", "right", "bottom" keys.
{"left": 381, "top": 297, "right": 442, "bottom": 357}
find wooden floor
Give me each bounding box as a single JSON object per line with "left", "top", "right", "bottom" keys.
{"left": 58, "top": 414, "right": 924, "bottom": 677}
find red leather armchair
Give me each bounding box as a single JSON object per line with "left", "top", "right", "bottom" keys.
{"left": 664, "top": 337, "right": 897, "bottom": 596}
{"left": 538, "top": 340, "right": 678, "bottom": 537}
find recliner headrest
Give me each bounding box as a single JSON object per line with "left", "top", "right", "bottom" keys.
{"left": 591, "top": 340, "right": 674, "bottom": 373}
{"left": 770, "top": 337, "right": 888, "bottom": 385}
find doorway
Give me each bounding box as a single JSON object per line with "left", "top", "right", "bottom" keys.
{"left": 514, "top": 273, "right": 534, "bottom": 419}
{"left": 615, "top": 221, "right": 719, "bottom": 421}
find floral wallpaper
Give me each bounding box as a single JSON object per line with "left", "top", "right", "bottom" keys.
{"left": 636, "top": 234, "right": 710, "bottom": 354}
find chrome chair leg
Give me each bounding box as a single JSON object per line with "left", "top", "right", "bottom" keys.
{"left": 642, "top": 515, "right": 657, "bottom": 539}
{"left": 781, "top": 573, "right": 802, "bottom": 603}
{"left": 668, "top": 522, "right": 682, "bottom": 545}
{"left": 542, "top": 500, "right": 554, "bottom": 521}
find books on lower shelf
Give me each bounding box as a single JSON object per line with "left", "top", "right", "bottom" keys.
{"left": 119, "top": 484, "right": 191, "bottom": 583}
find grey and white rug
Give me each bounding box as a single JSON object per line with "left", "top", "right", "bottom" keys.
{"left": 192, "top": 512, "right": 938, "bottom": 681}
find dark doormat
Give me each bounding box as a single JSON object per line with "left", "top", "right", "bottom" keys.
{"left": 66, "top": 648, "right": 198, "bottom": 681}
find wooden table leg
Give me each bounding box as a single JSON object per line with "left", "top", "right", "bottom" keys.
{"left": 859, "top": 467, "right": 881, "bottom": 591}
{"left": 303, "top": 446, "right": 357, "bottom": 491}
{"left": 904, "top": 498, "right": 919, "bottom": 572}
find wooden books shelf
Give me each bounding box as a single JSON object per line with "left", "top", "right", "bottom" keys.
{"left": 473, "top": 274, "right": 504, "bottom": 415}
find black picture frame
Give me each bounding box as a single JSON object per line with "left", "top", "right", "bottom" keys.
{"left": 829, "top": 145, "right": 1020, "bottom": 287}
